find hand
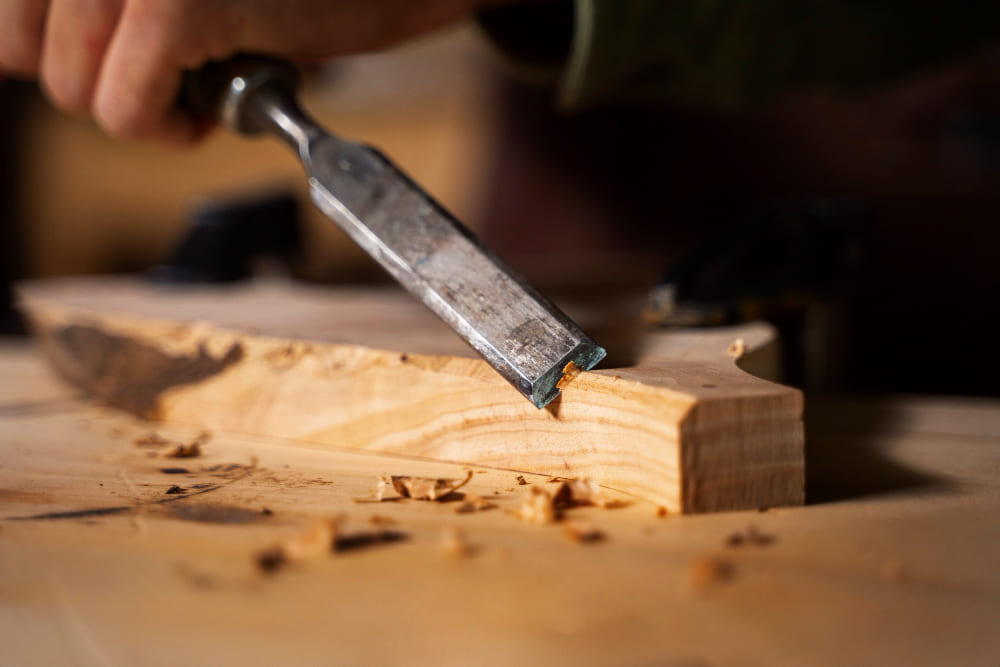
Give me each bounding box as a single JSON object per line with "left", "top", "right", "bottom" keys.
{"left": 0, "top": 0, "right": 503, "bottom": 144}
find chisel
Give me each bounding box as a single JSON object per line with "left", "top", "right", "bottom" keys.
{"left": 185, "top": 57, "right": 605, "bottom": 408}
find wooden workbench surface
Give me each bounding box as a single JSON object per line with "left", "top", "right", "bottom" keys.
{"left": 1, "top": 339, "right": 998, "bottom": 666}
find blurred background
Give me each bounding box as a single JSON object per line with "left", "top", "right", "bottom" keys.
{"left": 2, "top": 20, "right": 999, "bottom": 397}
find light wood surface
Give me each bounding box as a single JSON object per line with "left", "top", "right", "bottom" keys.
{"left": 19, "top": 277, "right": 804, "bottom": 514}
{"left": 1, "top": 340, "right": 998, "bottom": 666}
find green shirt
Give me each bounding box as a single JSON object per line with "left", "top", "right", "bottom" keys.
{"left": 480, "top": 1, "right": 1000, "bottom": 109}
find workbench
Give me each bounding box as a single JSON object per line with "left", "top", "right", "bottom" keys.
{"left": 1, "top": 339, "right": 998, "bottom": 665}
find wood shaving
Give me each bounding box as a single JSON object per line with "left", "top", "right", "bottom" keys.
{"left": 689, "top": 555, "right": 734, "bottom": 588}
{"left": 133, "top": 432, "right": 170, "bottom": 448}
{"left": 515, "top": 475, "right": 527, "bottom": 485}
{"left": 143, "top": 432, "right": 210, "bottom": 458}
{"left": 724, "top": 524, "right": 775, "bottom": 548}
{"left": 256, "top": 517, "right": 339, "bottom": 573}
{"left": 381, "top": 470, "right": 473, "bottom": 501}
{"left": 556, "top": 361, "right": 584, "bottom": 390}
{"left": 516, "top": 486, "right": 558, "bottom": 524}
{"left": 158, "top": 441, "right": 203, "bottom": 459}
{"left": 454, "top": 493, "right": 494, "bottom": 514}
{"left": 563, "top": 520, "right": 604, "bottom": 544}
{"left": 552, "top": 478, "right": 609, "bottom": 509}
{"left": 440, "top": 526, "right": 471, "bottom": 558}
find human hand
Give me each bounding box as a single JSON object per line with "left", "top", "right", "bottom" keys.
{"left": 0, "top": 0, "right": 508, "bottom": 144}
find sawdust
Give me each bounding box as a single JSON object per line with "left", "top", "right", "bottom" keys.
{"left": 656, "top": 506, "right": 669, "bottom": 517}
{"left": 515, "top": 475, "right": 527, "bottom": 485}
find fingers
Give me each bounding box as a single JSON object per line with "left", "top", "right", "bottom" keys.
{"left": 93, "top": 0, "right": 223, "bottom": 144}
{"left": 0, "top": 0, "right": 50, "bottom": 76}
{"left": 39, "top": 0, "right": 123, "bottom": 113}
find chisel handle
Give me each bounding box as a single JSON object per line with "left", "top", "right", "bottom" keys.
{"left": 183, "top": 56, "right": 323, "bottom": 151}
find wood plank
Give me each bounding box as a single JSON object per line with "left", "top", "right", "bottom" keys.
{"left": 18, "top": 277, "right": 804, "bottom": 513}
{"left": 1, "top": 342, "right": 997, "bottom": 666}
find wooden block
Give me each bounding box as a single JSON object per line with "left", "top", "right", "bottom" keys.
{"left": 18, "top": 277, "right": 804, "bottom": 513}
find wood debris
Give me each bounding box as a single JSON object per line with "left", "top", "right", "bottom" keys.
{"left": 164, "top": 485, "right": 185, "bottom": 495}
{"left": 516, "top": 486, "right": 558, "bottom": 524}
{"left": 380, "top": 470, "right": 473, "bottom": 501}
{"left": 157, "top": 440, "right": 203, "bottom": 459}
{"left": 563, "top": 520, "right": 604, "bottom": 544}
{"left": 133, "top": 432, "right": 169, "bottom": 448}
{"left": 440, "top": 526, "right": 471, "bottom": 558}
{"left": 656, "top": 506, "right": 669, "bottom": 518}
{"left": 454, "top": 493, "right": 494, "bottom": 514}
{"left": 727, "top": 338, "right": 746, "bottom": 359}
{"left": 137, "top": 431, "right": 210, "bottom": 458}
{"left": 552, "top": 478, "right": 609, "bottom": 509}
{"left": 368, "top": 514, "right": 396, "bottom": 526}
{"left": 689, "top": 555, "right": 734, "bottom": 589}
{"left": 556, "top": 361, "right": 584, "bottom": 390}
{"left": 723, "top": 524, "right": 775, "bottom": 548}
{"left": 515, "top": 475, "right": 527, "bottom": 485}
{"left": 256, "top": 517, "right": 339, "bottom": 573}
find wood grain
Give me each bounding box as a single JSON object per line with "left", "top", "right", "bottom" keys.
{"left": 19, "top": 277, "right": 804, "bottom": 513}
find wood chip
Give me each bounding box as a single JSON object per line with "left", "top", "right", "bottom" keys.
{"left": 552, "top": 478, "right": 609, "bottom": 508}
{"left": 454, "top": 493, "right": 494, "bottom": 514}
{"left": 141, "top": 431, "right": 211, "bottom": 458}
{"left": 133, "top": 432, "right": 169, "bottom": 448}
{"left": 256, "top": 517, "right": 339, "bottom": 573}
{"left": 727, "top": 338, "right": 746, "bottom": 359}
{"left": 516, "top": 486, "right": 558, "bottom": 524}
{"left": 689, "top": 555, "right": 734, "bottom": 588}
{"left": 724, "top": 524, "right": 775, "bottom": 548}
{"left": 382, "top": 470, "right": 473, "bottom": 501}
{"left": 656, "top": 506, "right": 669, "bottom": 518}
{"left": 556, "top": 361, "right": 584, "bottom": 390}
{"left": 515, "top": 475, "right": 527, "bottom": 485}
{"left": 440, "top": 526, "right": 471, "bottom": 558}
{"left": 563, "top": 520, "right": 604, "bottom": 544}
{"left": 157, "top": 441, "right": 203, "bottom": 459}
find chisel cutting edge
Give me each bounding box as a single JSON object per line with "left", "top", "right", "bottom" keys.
{"left": 185, "top": 57, "right": 606, "bottom": 408}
